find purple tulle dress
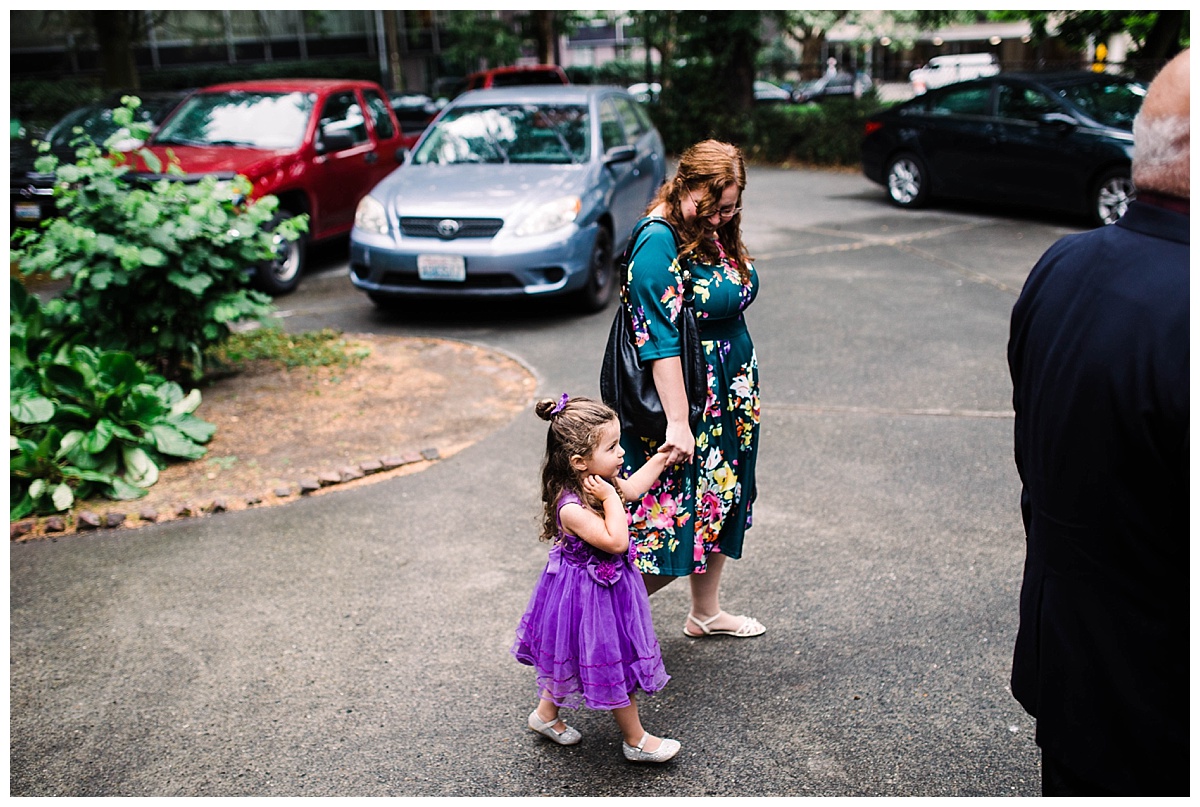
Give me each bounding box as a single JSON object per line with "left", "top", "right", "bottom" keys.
{"left": 512, "top": 490, "right": 670, "bottom": 710}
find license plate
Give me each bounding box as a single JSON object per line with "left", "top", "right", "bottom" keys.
{"left": 417, "top": 254, "right": 466, "bottom": 282}
{"left": 14, "top": 203, "right": 41, "bottom": 222}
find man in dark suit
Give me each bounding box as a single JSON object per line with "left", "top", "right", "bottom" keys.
{"left": 1007, "top": 49, "right": 1189, "bottom": 796}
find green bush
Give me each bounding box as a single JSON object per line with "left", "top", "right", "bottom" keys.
{"left": 10, "top": 96, "right": 305, "bottom": 381}
{"left": 10, "top": 280, "right": 217, "bottom": 519}
{"left": 644, "top": 75, "right": 887, "bottom": 166}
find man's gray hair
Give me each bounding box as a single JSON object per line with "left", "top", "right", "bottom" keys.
{"left": 1132, "top": 112, "right": 1190, "bottom": 198}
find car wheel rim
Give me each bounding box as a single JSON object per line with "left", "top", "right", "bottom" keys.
{"left": 1097, "top": 176, "right": 1133, "bottom": 225}
{"left": 269, "top": 234, "right": 301, "bottom": 283}
{"left": 888, "top": 159, "right": 921, "bottom": 204}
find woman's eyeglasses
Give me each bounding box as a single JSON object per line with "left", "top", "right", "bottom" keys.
{"left": 688, "top": 193, "right": 741, "bottom": 219}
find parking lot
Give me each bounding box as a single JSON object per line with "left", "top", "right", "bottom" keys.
{"left": 10, "top": 166, "right": 1087, "bottom": 796}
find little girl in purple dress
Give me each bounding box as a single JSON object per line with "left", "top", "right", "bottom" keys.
{"left": 512, "top": 395, "right": 680, "bottom": 763}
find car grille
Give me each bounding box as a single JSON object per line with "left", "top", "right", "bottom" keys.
{"left": 399, "top": 217, "right": 504, "bottom": 239}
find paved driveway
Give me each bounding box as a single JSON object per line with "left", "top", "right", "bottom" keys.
{"left": 10, "top": 167, "right": 1086, "bottom": 796}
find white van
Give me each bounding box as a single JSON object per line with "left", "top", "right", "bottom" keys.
{"left": 909, "top": 53, "right": 999, "bottom": 94}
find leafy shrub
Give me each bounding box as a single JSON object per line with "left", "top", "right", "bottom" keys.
{"left": 10, "top": 281, "right": 216, "bottom": 519}
{"left": 645, "top": 81, "right": 886, "bottom": 165}
{"left": 10, "top": 96, "right": 305, "bottom": 381}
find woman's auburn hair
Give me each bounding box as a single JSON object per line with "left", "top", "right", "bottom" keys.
{"left": 645, "top": 139, "right": 753, "bottom": 283}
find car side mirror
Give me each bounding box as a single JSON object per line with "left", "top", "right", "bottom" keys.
{"left": 1037, "top": 112, "right": 1077, "bottom": 129}
{"left": 317, "top": 129, "right": 357, "bottom": 154}
{"left": 604, "top": 145, "right": 636, "bottom": 165}
{"left": 394, "top": 146, "right": 409, "bottom": 163}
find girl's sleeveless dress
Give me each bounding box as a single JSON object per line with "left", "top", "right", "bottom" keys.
{"left": 511, "top": 491, "right": 670, "bottom": 710}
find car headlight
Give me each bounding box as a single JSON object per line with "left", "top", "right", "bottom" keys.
{"left": 355, "top": 195, "right": 389, "bottom": 235}
{"left": 514, "top": 195, "right": 581, "bottom": 237}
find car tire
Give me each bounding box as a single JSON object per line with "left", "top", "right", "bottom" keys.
{"left": 885, "top": 152, "right": 930, "bottom": 209}
{"left": 254, "top": 211, "right": 307, "bottom": 296}
{"left": 1090, "top": 167, "right": 1134, "bottom": 227}
{"left": 576, "top": 225, "right": 615, "bottom": 313}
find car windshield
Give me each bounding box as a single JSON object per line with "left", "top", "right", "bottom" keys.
{"left": 1056, "top": 80, "right": 1146, "bottom": 130}
{"left": 153, "top": 91, "right": 314, "bottom": 149}
{"left": 412, "top": 103, "right": 589, "bottom": 165}
{"left": 46, "top": 99, "right": 178, "bottom": 149}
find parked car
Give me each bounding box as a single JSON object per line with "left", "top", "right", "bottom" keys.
{"left": 11, "top": 90, "right": 191, "bottom": 230}
{"left": 861, "top": 72, "right": 1146, "bottom": 227}
{"left": 792, "top": 71, "right": 872, "bottom": 103}
{"left": 909, "top": 53, "right": 999, "bottom": 94}
{"left": 350, "top": 85, "right": 666, "bottom": 311}
{"left": 627, "top": 82, "right": 661, "bottom": 104}
{"left": 130, "top": 79, "right": 406, "bottom": 294}
{"left": 388, "top": 91, "right": 439, "bottom": 150}
{"left": 463, "top": 65, "right": 569, "bottom": 92}
{"left": 753, "top": 80, "right": 792, "bottom": 103}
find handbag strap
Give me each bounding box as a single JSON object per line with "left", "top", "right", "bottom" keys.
{"left": 620, "top": 216, "right": 691, "bottom": 299}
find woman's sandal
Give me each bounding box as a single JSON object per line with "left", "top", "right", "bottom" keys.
{"left": 528, "top": 709, "right": 582, "bottom": 745}
{"left": 683, "top": 611, "right": 766, "bottom": 638}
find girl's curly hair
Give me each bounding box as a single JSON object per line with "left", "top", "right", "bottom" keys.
{"left": 534, "top": 395, "right": 618, "bottom": 542}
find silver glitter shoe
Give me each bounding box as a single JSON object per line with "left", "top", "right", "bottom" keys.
{"left": 528, "top": 709, "right": 582, "bottom": 745}
{"left": 622, "top": 733, "right": 681, "bottom": 763}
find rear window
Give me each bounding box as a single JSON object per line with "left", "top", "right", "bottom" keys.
{"left": 489, "top": 70, "right": 565, "bottom": 87}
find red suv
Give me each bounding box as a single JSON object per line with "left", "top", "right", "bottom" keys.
{"left": 133, "top": 79, "right": 405, "bottom": 293}
{"left": 463, "top": 65, "right": 569, "bottom": 92}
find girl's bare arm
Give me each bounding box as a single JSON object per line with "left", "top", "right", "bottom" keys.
{"left": 614, "top": 448, "right": 670, "bottom": 503}
{"left": 560, "top": 475, "right": 629, "bottom": 554}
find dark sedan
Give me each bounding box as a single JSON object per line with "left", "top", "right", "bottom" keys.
{"left": 11, "top": 91, "right": 191, "bottom": 229}
{"left": 861, "top": 72, "right": 1146, "bottom": 226}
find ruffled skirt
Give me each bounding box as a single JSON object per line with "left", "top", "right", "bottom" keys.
{"left": 511, "top": 549, "right": 669, "bottom": 710}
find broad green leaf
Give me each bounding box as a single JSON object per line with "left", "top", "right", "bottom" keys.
{"left": 83, "top": 419, "right": 115, "bottom": 453}
{"left": 12, "top": 395, "right": 55, "bottom": 424}
{"left": 56, "top": 430, "right": 86, "bottom": 460}
{"left": 139, "top": 245, "right": 166, "bottom": 266}
{"left": 147, "top": 423, "right": 206, "bottom": 460}
{"left": 170, "top": 387, "right": 202, "bottom": 416}
{"left": 167, "top": 271, "right": 214, "bottom": 296}
{"left": 170, "top": 412, "right": 216, "bottom": 443}
{"left": 108, "top": 477, "right": 149, "bottom": 501}
{"left": 50, "top": 482, "right": 74, "bottom": 511}
{"left": 121, "top": 445, "right": 159, "bottom": 488}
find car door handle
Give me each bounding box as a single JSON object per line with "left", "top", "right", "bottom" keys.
{"left": 364, "top": 152, "right": 378, "bottom": 164}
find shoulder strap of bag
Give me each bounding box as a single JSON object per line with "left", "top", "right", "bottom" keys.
{"left": 619, "top": 216, "right": 679, "bottom": 290}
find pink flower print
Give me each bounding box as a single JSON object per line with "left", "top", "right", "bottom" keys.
{"left": 697, "top": 489, "right": 723, "bottom": 522}
{"left": 636, "top": 491, "right": 678, "bottom": 530}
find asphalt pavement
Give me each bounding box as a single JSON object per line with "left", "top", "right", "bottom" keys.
{"left": 9, "top": 167, "right": 1088, "bottom": 796}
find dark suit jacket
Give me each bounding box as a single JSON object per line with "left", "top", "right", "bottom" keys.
{"left": 1008, "top": 200, "right": 1189, "bottom": 795}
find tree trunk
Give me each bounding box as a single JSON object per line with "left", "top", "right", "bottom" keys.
{"left": 92, "top": 11, "right": 140, "bottom": 90}
{"left": 532, "top": 10, "right": 555, "bottom": 64}
{"left": 1137, "top": 10, "right": 1185, "bottom": 80}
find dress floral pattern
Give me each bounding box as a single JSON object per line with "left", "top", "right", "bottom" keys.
{"left": 619, "top": 218, "right": 760, "bottom": 577}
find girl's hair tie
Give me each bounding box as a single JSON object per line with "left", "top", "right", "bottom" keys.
{"left": 550, "top": 393, "right": 570, "bottom": 415}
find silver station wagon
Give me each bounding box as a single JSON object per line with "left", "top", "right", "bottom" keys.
{"left": 349, "top": 84, "right": 666, "bottom": 311}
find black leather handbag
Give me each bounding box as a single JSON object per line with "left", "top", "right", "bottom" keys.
{"left": 600, "top": 217, "right": 706, "bottom": 441}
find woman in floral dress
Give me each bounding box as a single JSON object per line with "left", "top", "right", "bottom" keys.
{"left": 618, "top": 140, "right": 765, "bottom": 639}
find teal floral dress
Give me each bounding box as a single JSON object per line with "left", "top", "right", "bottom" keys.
{"left": 619, "top": 218, "right": 760, "bottom": 577}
